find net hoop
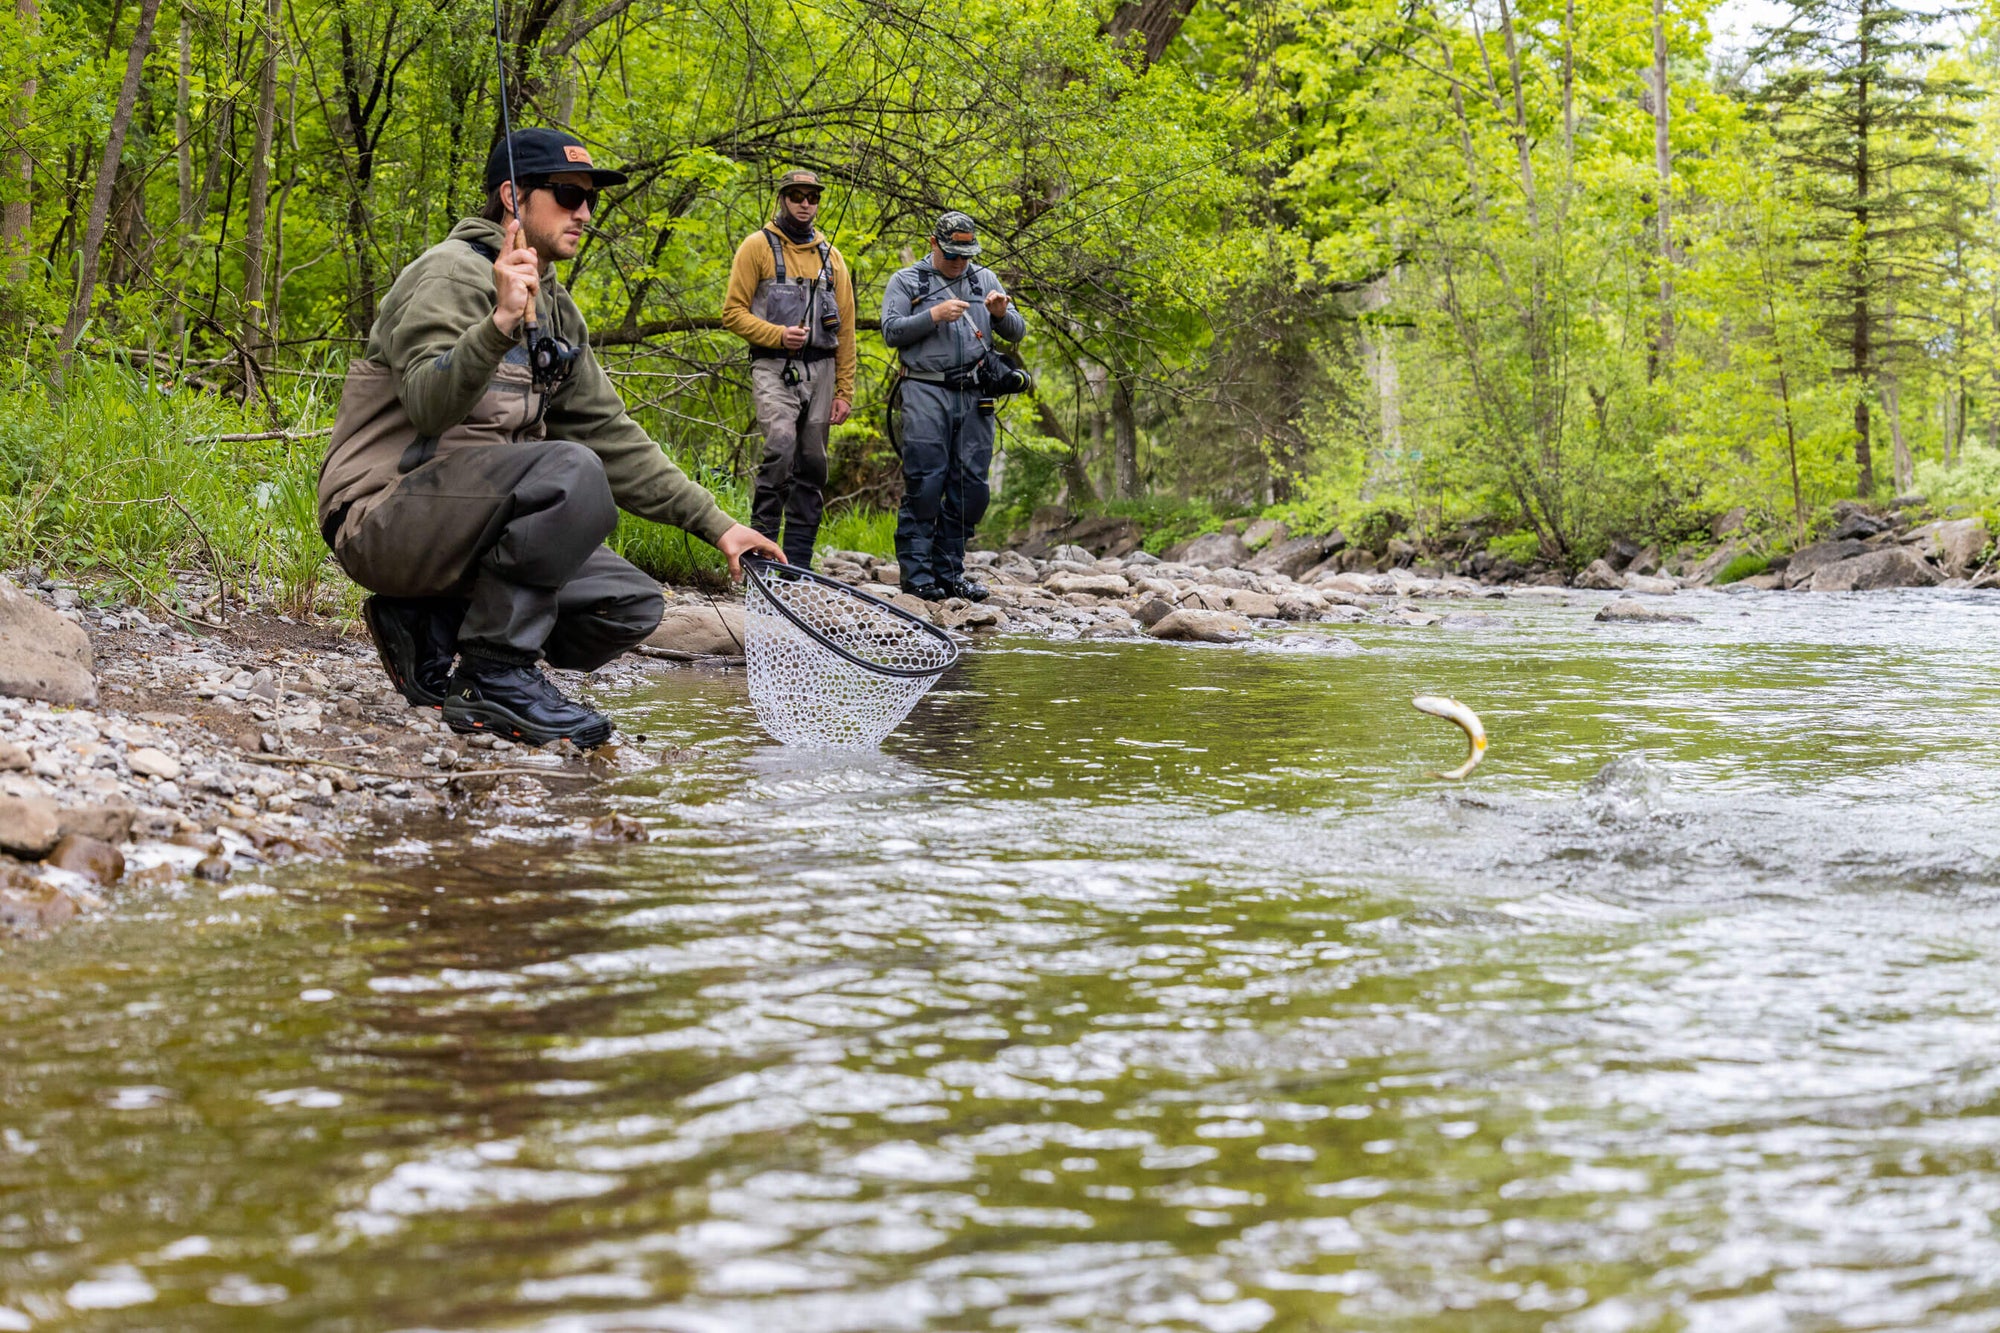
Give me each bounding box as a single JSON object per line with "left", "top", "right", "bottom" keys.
{"left": 742, "top": 557, "right": 960, "bottom": 680}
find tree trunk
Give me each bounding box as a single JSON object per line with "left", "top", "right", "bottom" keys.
{"left": 1883, "top": 379, "right": 1913, "bottom": 495}
{"left": 1851, "top": 33, "right": 1874, "bottom": 496}
{"left": 2, "top": 0, "right": 36, "bottom": 293}
{"left": 59, "top": 0, "right": 163, "bottom": 354}
{"left": 240, "top": 0, "right": 282, "bottom": 391}
{"left": 1651, "top": 0, "right": 1673, "bottom": 372}
{"left": 1111, "top": 370, "right": 1141, "bottom": 498}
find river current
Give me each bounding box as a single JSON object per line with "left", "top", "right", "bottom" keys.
{"left": 6, "top": 587, "right": 2000, "bottom": 1331}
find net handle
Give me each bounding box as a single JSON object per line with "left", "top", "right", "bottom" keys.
{"left": 742, "top": 555, "right": 962, "bottom": 680}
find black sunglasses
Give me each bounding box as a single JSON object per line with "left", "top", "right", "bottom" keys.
{"left": 533, "top": 181, "right": 600, "bottom": 212}
{"left": 782, "top": 189, "right": 823, "bottom": 204}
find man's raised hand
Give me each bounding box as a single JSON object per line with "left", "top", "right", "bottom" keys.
{"left": 929, "top": 297, "right": 971, "bottom": 324}
{"left": 491, "top": 218, "right": 541, "bottom": 338}
{"left": 984, "top": 291, "right": 1010, "bottom": 318}
{"left": 780, "top": 324, "right": 809, "bottom": 350}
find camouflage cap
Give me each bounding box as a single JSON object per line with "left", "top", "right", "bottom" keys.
{"left": 932, "top": 210, "right": 981, "bottom": 257}
{"left": 776, "top": 169, "right": 823, "bottom": 196}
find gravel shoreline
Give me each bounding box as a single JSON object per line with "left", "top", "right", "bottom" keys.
{"left": 0, "top": 576, "right": 671, "bottom": 938}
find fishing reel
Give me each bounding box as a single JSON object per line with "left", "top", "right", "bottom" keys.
{"left": 525, "top": 326, "right": 579, "bottom": 394}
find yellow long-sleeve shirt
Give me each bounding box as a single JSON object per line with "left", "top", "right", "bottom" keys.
{"left": 720, "top": 226, "right": 858, "bottom": 401}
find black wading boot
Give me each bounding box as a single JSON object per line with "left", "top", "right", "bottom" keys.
{"left": 900, "top": 576, "right": 946, "bottom": 602}
{"left": 363, "top": 596, "right": 458, "bottom": 709}
{"left": 442, "top": 655, "right": 615, "bottom": 749}
{"left": 941, "top": 574, "right": 990, "bottom": 603}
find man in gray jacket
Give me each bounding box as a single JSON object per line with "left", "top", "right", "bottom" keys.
{"left": 880, "top": 212, "right": 1026, "bottom": 601}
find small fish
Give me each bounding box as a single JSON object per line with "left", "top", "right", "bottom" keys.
{"left": 1412, "top": 695, "right": 1487, "bottom": 779}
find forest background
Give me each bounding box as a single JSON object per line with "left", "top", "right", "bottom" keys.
{"left": 3, "top": 0, "right": 2000, "bottom": 608}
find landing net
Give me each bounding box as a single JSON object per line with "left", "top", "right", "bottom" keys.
{"left": 741, "top": 557, "right": 960, "bottom": 748}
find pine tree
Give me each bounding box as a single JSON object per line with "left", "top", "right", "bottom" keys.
{"left": 1755, "top": 0, "right": 1981, "bottom": 497}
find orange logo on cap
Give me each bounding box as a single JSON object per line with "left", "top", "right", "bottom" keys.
{"left": 564, "top": 146, "right": 592, "bottom": 164}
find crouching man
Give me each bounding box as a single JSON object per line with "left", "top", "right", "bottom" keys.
{"left": 318, "top": 128, "right": 781, "bottom": 748}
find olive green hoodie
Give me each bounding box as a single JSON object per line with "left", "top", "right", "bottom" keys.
{"left": 318, "top": 216, "right": 732, "bottom": 548}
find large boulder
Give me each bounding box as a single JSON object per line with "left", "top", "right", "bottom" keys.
{"left": 1241, "top": 518, "right": 1288, "bottom": 551}
{"left": 645, "top": 603, "right": 746, "bottom": 657}
{"left": 1169, "top": 532, "right": 1252, "bottom": 570}
{"left": 1903, "top": 518, "right": 1989, "bottom": 579}
{"left": 0, "top": 577, "right": 95, "bottom": 706}
{"left": 1019, "top": 515, "right": 1144, "bottom": 560}
{"left": 1246, "top": 534, "right": 1342, "bottom": 579}
{"left": 1808, "top": 546, "right": 1942, "bottom": 591}
{"left": 1623, "top": 574, "right": 1680, "bottom": 596}
{"left": 1782, "top": 539, "right": 1870, "bottom": 589}
{"left": 1686, "top": 540, "right": 1745, "bottom": 586}
{"left": 1145, "top": 609, "right": 1253, "bottom": 643}
{"left": 1574, "top": 558, "right": 1624, "bottom": 591}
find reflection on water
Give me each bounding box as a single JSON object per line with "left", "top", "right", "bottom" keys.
{"left": 7, "top": 588, "right": 2000, "bottom": 1330}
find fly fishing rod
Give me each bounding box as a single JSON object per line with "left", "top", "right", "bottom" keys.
{"left": 490, "top": 0, "right": 575, "bottom": 392}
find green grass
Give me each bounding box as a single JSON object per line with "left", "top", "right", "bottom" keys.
{"left": 1714, "top": 552, "right": 1771, "bottom": 585}
{"left": 816, "top": 504, "right": 897, "bottom": 559}
{"left": 0, "top": 356, "right": 340, "bottom": 615}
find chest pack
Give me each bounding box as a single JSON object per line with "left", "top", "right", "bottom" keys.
{"left": 755, "top": 229, "right": 841, "bottom": 360}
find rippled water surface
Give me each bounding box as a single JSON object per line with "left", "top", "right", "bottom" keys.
{"left": 8, "top": 588, "right": 2000, "bottom": 1331}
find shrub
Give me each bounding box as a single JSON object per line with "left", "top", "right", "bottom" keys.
{"left": 1484, "top": 530, "right": 1541, "bottom": 564}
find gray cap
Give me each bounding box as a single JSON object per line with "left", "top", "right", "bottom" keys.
{"left": 932, "top": 210, "right": 981, "bottom": 257}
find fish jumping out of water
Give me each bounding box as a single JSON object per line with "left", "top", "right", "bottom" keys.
{"left": 1411, "top": 695, "right": 1487, "bottom": 779}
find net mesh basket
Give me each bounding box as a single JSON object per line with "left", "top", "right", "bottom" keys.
{"left": 741, "top": 557, "right": 960, "bottom": 748}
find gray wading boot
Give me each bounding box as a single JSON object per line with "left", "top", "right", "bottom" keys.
{"left": 363, "top": 596, "right": 458, "bottom": 709}
{"left": 442, "top": 656, "right": 615, "bottom": 749}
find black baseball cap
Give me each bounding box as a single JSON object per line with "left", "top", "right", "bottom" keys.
{"left": 484, "top": 128, "right": 629, "bottom": 192}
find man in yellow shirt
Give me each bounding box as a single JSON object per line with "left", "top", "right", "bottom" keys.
{"left": 720, "top": 170, "right": 857, "bottom": 566}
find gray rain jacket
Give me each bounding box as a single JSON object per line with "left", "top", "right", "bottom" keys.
{"left": 879, "top": 260, "right": 1027, "bottom": 378}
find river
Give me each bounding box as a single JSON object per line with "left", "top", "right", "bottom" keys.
{"left": 6, "top": 587, "right": 2000, "bottom": 1331}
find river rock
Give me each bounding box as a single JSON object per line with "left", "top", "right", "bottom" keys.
{"left": 1218, "top": 589, "right": 1283, "bottom": 618}
{"left": 0, "top": 742, "right": 27, "bottom": 772}
{"left": 1146, "top": 609, "right": 1253, "bottom": 643}
{"left": 1595, "top": 598, "right": 1698, "bottom": 624}
{"left": 0, "top": 794, "right": 60, "bottom": 857}
{"left": 645, "top": 604, "right": 746, "bottom": 657}
{"left": 1170, "top": 532, "right": 1252, "bottom": 569}
{"left": 0, "top": 876, "right": 78, "bottom": 935}
{"left": 1808, "top": 545, "right": 1942, "bottom": 591}
{"left": 1044, "top": 572, "right": 1130, "bottom": 598}
{"left": 1623, "top": 574, "right": 1679, "bottom": 596}
{"left": 1048, "top": 544, "right": 1094, "bottom": 566}
{"left": 0, "top": 576, "right": 96, "bottom": 706}
{"left": 1782, "top": 539, "right": 1869, "bottom": 589}
{"left": 57, "top": 798, "right": 136, "bottom": 845}
{"left": 587, "top": 813, "right": 648, "bottom": 842}
{"left": 193, "top": 854, "right": 232, "bottom": 882}
{"left": 44, "top": 834, "right": 124, "bottom": 886}
{"left": 127, "top": 747, "right": 183, "bottom": 781}
{"left": 1903, "top": 518, "right": 1989, "bottom": 578}
{"left": 1135, "top": 598, "right": 1176, "bottom": 629}
{"left": 1575, "top": 559, "right": 1624, "bottom": 591}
